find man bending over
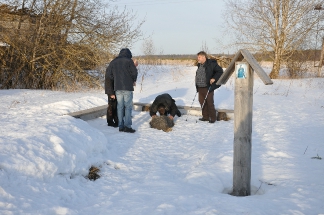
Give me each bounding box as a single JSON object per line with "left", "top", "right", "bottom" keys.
{"left": 149, "top": 93, "right": 181, "bottom": 120}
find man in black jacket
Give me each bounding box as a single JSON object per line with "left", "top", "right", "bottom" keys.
{"left": 106, "top": 48, "right": 138, "bottom": 133}
{"left": 149, "top": 93, "right": 181, "bottom": 120}
{"left": 195, "top": 51, "right": 223, "bottom": 123}
{"left": 105, "top": 59, "right": 138, "bottom": 128}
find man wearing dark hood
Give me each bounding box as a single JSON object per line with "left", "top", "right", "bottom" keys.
{"left": 106, "top": 48, "right": 138, "bottom": 133}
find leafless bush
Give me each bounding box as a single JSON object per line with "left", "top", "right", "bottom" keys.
{"left": 140, "top": 38, "right": 163, "bottom": 65}
{"left": 0, "top": 0, "right": 144, "bottom": 90}
{"left": 285, "top": 61, "right": 308, "bottom": 79}
{"left": 284, "top": 50, "right": 313, "bottom": 79}
{"left": 138, "top": 38, "right": 163, "bottom": 92}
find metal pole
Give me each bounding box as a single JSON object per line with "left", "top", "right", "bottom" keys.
{"left": 185, "top": 92, "right": 198, "bottom": 121}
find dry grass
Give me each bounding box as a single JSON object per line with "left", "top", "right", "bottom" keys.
{"left": 150, "top": 116, "right": 174, "bottom": 132}
{"left": 136, "top": 58, "right": 195, "bottom": 66}
{"left": 87, "top": 166, "right": 100, "bottom": 181}
{"left": 159, "top": 59, "right": 196, "bottom": 66}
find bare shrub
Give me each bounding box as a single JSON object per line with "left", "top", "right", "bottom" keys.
{"left": 140, "top": 38, "right": 162, "bottom": 65}
{"left": 285, "top": 60, "right": 308, "bottom": 79}
{"left": 0, "top": 0, "right": 144, "bottom": 90}
{"left": 138, "top": 38, "right": 163, "bottom": 92}
{"left": 284, "top": 50, "right": 313, "bottom": 79}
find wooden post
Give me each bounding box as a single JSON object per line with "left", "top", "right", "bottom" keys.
{"left": 216, "top": 49, "right": 273, "bottom": 197}
{"left": 232, "top": 62, "right": 253, "bottom": 196}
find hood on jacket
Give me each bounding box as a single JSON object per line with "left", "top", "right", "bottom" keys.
{"left": 118, "top": 48, "right": 132, "bottom": 58}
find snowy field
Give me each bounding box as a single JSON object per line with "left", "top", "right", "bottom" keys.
{"left": 0, "top": 65, "right": 324, "bottom": 215}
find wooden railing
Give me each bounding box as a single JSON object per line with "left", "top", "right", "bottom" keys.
{"left": 68, "top": 102, "right": 234, "bottom": 121}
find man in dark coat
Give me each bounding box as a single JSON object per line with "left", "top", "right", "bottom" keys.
{"left": 149, "top": 93, "right": 181, "bottom": 120}
{"left": 105, "top": 59, "right": 138, "bottom": 128}
{"left": 106, "top": 48, "right": 138, "bottom": 133}
{"left": 195, "top": 51, "right": 223, "bottom": 123}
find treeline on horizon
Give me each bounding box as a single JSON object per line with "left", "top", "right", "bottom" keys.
{"left": 135, "top": 50, "right": 322, "bottom": 62}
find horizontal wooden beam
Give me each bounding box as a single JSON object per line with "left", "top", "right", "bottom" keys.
{"left": 68, "top": 102, "right": 234, "bottom": 121}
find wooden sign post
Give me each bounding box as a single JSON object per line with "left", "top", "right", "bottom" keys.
{"left": 216, "top": 49, "right": 273, "bottom": 196}
{"left": 233, "top": 62, "right": 253, "bottom": 196}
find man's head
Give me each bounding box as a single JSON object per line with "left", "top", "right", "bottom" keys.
{"left": 197, "top": 51, "right": 208, "bottom": 64}
{"left": 119, "top": 48, "right": 132, "bottom": 58}
{"left": 157, "top": 104, "right": 166, "bottom": 115}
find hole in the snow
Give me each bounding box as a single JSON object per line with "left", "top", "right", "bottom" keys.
{"left": 222, "top": 182, "right": 274, "bottom": 196}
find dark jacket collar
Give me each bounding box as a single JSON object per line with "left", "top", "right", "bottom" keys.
{"left": 197, "top": 58, "right": 214, "bottom": 67}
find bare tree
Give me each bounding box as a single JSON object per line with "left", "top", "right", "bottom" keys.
{"left": 200, "top": 41, "right": 210, "bottom": 54}
{"left": 0, "top": 0, "right": 144, "bottom": 90}
{"left": 141, "top": 38, "right": 165, "bottom": 66}
{"left": 141, "top": 38, "right": 155, "bottom": 56}
{"left": 138, "top": 38, "right": 156, "bottom": 92}
{"left": 224, "top": 0, "right": 324, "bottom": 79}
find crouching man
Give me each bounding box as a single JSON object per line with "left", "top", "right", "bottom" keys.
{"left": 149, "top": 93, "right": 181, "bottom": 120}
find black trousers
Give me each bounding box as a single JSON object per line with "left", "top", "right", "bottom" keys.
{"left": 107, "top": 96, "right": 118, "bottom": 127}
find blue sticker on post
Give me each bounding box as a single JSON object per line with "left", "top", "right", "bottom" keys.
{"left": 235, "top": 62, "right": 248, "bottom": 79}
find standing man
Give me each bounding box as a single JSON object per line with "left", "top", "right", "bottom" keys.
{"left": 195, "top": 51, "right": 223, "bottom": 123}
{"left": 106, "top": 48, "right": 138, "bottom": 133}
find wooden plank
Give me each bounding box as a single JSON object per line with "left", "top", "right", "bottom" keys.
{"left": 240, "top": 49, "right": 273, "bottom": 85}
{"left": 217, "top": 49, "right": 273, "bottom": 85}
{"left": 232, "top": 63, "right": 253, "bottom": 196}
{"left": 68, "top": 105, "right": 107, "bottom": 121}
{"left": 67, "top": 102, "right": 234, "bottom": 121}
{"left": 216, "top": 51, "right": 244, "bottom": 85}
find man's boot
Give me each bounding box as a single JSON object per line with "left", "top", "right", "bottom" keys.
{"left": 124, "top": 127, "right": 136, "bottom": 133}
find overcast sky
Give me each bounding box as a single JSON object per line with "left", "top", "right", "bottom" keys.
{"left": 110, "top": 0, "right": 234, "bottom": 56}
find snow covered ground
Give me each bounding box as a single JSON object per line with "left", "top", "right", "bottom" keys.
{"left": 0, "top": 65, "right": 324, "bottom": 215}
